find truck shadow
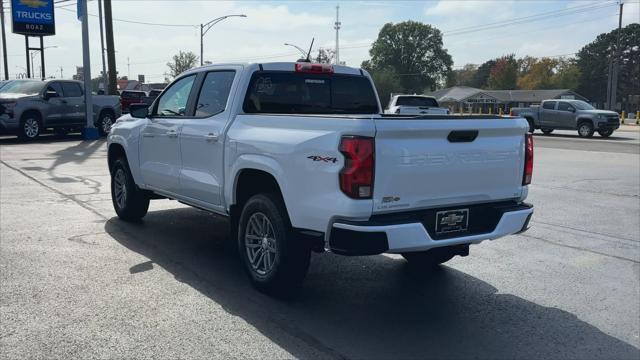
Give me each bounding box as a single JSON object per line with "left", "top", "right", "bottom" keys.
{"left": 104, "top": 207, "right": 639, "bottom": 360}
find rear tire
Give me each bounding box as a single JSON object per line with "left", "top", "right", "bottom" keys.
{"left": 97, "top": 111, "right": 115, "bottom": 137}
{"left": 578, "top": 122, "right": 594, "bottom": 138}
{"left": 237, "top": 193, "right": 311, "bottom": 294}
{"left": 402, "top": 245, "right": 467, "bottom": 269}
{"left": 53, "top": 127, "right": 69, "bottom": 137}
{"left": 110, "top": 158, "right": 149, "bottom": 221}
{"left": 597, "top": 129, "right": 613, "bottom": 138}
{"left": 541, "top": 128, "right": 554, "bottom": 135}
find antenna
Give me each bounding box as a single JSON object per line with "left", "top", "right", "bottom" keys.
{"left": 306, "top": 38, "right": 314, "bottom": 62}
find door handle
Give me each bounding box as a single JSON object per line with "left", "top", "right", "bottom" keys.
{"left": 142, "top": 133, "right": 154, "bottom": 138}
{"left": 205, "top": 133, "right": 219, "bottom": 142}
{"left": 60, "top": 99, "right": 67, "bottom": 104}
{"left": 166, "top": 130, "right": 178, "bottom": 138}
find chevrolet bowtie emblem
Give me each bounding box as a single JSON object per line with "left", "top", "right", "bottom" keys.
{"left": 441, "top": 213, "right": 464, "bottom": 226}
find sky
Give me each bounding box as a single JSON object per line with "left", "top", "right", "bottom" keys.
{"left": 1, "top": 0, "right": 639, "bottom": 83}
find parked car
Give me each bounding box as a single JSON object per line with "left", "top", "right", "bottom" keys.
{"left": 107, "top": 62, "right": 534, "bottom": 293}
{"left": 511, "top": 99, "right": 620, "bottom": 138}
{"left": 120, "top": 90, "right": 147, "bottom": 113}
{"left": 0, "top": 79, "right": 121, "bottom": 139}
{"left": 385, "top": 94, "right": 449, "bottom": 115}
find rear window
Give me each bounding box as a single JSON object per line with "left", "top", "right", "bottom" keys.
{"left": 243, "top": 72, "right": 378, "bottom": 114}
{"left": 122, "top": 91, "right": 145, "bottom": 99}
{"left": 395, "top": 96, "right": 438, "bottom": 107}
{"left": 542, "top": 101, "right": 556, "bottom": 110}
{"left": 61, "top": 83, "right": 83, "bottom": 97}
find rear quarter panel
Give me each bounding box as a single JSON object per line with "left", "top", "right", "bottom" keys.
{"left": 225, "top": 114, "right": 376, "bottom": 233}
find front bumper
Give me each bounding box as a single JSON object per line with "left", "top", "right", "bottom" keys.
{"left": 0, "top": 114, "right": 18, "bottom": 133}
{"left": 596, "top": 119, "right": 620, "bottom": 130}
{"left": 329, "top": 202, "right": 533, "bottom": 255}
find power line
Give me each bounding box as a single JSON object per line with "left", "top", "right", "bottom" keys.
{"left": 57, "top": 6, "right": 196, "bottom": 27}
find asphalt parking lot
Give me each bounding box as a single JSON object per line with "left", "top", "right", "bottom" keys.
{"left": 1, "top": 129, "right": 639, "bottom": 359}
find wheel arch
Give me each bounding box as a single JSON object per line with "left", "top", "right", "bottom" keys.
{"left": 577, "top": 117, "right": 593, "bottom": 126}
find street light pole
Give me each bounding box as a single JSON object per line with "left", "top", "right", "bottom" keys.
{"left": 284, "top": 43, "right": 308, "bottom": 59}
{"left": 200, "top": 14, "right": 247, "bottom": 66}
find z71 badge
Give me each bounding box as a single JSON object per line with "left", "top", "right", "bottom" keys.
{"left": 307, "top": 155, "right": 338, "bottom": 163}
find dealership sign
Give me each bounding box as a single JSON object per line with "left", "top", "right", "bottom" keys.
{"left": 11, "top": 0, "right": 56, "bottom": 36}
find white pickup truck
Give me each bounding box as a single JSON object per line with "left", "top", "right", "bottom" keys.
{"left": 385, "top": 94, "right": 450, "bottom": 115}
{"left": 107, "top": 62, "right": 534, "bottom": 293}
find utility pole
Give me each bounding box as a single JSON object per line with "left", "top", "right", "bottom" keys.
{"left": 606, "top": 1, "right": 624, "bottom": 110}
{"left": 104, "top": 0, "right": 118, "bottom": 95}
{"left": 80, "top": 0, "right": 97, "bottom": 139}
{"left": 610, "top": 1, "right": 624, "bottom": 111}
{"left": 60, "top": 66, "right": 63, "bottom": 79}
{"left": 127, "top": 57, "right": 130, "bottom": 79}
{"left": 0, "top": 0, "right": 9, "bottom": 80}
{"left": 98, "top": 0, "right": 108, "bottom": 93}
{"left": 334, "top": 5, "right": 341, "bottom": 65}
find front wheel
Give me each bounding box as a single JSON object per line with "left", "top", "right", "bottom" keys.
{"left": 597, "top": 129, "right": 613, "bottom": 138}
{"left": 578, "top": 122, "right": 594, "bottom": 138}
{"left": 238, "top": 193, "right": 311, "bottom": 294}
{"left": 19, "top": 115, "right": 41, "bottom": 140}
{"left": 110, "top": 158, "right": 149, "bottom": 221}
{"left": 541, "top": 128, "right": 554, "bottom": 135}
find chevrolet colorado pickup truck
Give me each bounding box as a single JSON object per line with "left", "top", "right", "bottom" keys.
{"left": 0, "top": 79, "right": 121, "bottom": 139}
{"left": 107, "top": 62, "right": 534, "bottom": 293}
{"left": 385, "top": 94, "right": 449, "bottom": 115}
{"left": 511, "top": 99, "right": 620, "bottom": 138}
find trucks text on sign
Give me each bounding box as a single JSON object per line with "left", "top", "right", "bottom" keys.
{"left": 11, "top": 0, "right": 56, "bottom": 36}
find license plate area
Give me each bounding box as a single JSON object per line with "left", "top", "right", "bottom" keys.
{"left": 435, "top": 209, "right": 469, "bottom": 235}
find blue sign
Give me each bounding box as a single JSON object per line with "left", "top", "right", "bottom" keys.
{"left": 11, "top": 0, "right": 56, "bottom": 36}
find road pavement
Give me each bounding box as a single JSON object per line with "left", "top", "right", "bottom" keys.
{"left": 1, "top": 132, "right": 638, "bottom": 359}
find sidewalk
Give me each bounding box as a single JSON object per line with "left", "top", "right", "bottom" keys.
{"left": 620, "top": 118, "right": 639, "bottom": 132}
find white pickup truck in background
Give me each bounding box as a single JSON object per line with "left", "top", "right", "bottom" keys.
{"left": 107, "top": 62, "right": 534, "bottom": 294}
{"left": 385, "top": 94, "right": 450, "bottom": 115}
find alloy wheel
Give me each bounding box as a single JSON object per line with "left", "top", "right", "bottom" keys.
{"left": 24, "top": 118, "right": 39, "bottom": 138}
{"left": 244, "top": 212, "right": 278, "bottom": 276}
{"left": 113, "top": 168, "right": 127, "bottom": 209}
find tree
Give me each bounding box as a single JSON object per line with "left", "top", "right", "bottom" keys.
{"left": 166, "top": 51, "right": 198, "bottom": 79}
{"left": 554, "top": 58, "right": 581, "bottom": 90}
{"left": 446, "top": 64, "right": 477, "bottom": 87}
{"left": 517, "top": 55, "right": 537, "bottom": 77}
{"left": 487, "top": 54, "right": 518, "bottom": 89}
{"left": 469, "top": 59, "right": 495, "bottom": 88}
{"left": 517, "top": 58, "right": 558, "bottom": 90}
{"left": 315, "top": 48, "right": 335, "bottom": 64}
{"left": 365, "top": 21, "right": 452, "bottom": 93}
{"left": 576, "top": 23, "right": 640, "bottom": 108}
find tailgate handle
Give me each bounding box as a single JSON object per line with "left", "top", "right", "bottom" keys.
{"left": 448, "top": 130, "right": 478, "bottom": 143}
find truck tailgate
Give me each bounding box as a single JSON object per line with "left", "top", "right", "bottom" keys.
{"left": 372, "top": 117, "right": 528, "bottom": 214}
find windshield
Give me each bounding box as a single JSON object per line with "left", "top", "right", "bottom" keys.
{"left": 571, "top": 100, "right": 595, "bottom": 110}
{"left": 243, "top": 72, "right": 379, "bottom": 114}
{"left": 0, "top": 81, "right": 45, "bottom": 95}
{"left": 395, "top": 96, "right": 439, "bottom": 107}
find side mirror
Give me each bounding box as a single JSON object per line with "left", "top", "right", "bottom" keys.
{"left": 130, "top": 103, "right": 149, "bottom": 118}
{"left": 44, "top": 90, "right": 58, "bottom": 100}
{"left": 569, "top": 107, "right": 576, "bottom": 113}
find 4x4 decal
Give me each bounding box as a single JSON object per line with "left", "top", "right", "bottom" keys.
{"left": 307, "top": 155, "right": 338, "bottom": 163}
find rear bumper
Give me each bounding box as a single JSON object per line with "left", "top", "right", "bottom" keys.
{"left": 329, "top": 202, "right": 533, "bottom": 255}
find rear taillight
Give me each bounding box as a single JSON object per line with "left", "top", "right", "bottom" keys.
{"left": 295, "top": 63, "right": 334, "bottom": 74}
{"left": 523, "top": 134, "right": 533, "bottom": 185}
{"left": 339, "top": 136, "right": 374, "bottom": 199}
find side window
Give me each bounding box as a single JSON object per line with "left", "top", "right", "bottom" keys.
{"left": 155, "top": 75, "right": 196, "bottom": 117}
{"left": 61, "top": 83, "right": 83, "bottom": 97}
{"left": 195, "top": 71, "right": 235, "bottom": 117}
{"left": 542, "top": 101, "right": 556, "bottom": 110}
{"left": 557, "top": 102, "right": 575, "bottom": 112}
{"left": 46, "top": 82, "right": 64, "bottom": 96}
